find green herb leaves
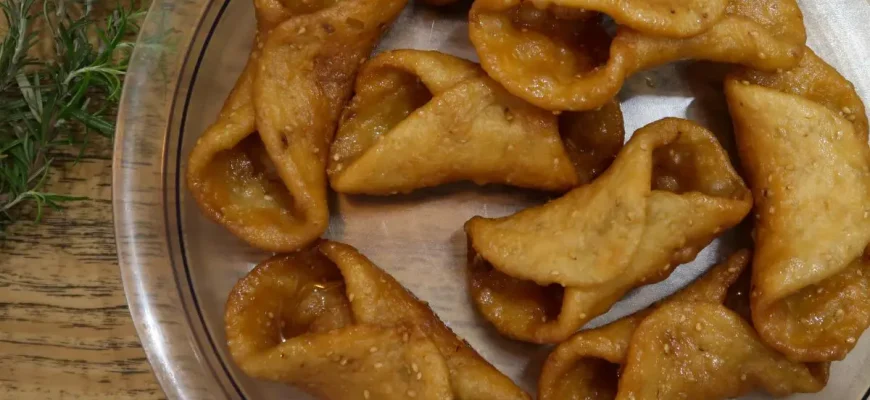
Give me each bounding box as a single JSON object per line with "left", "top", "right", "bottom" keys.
{"left": 0, "top": 0, "right": 143, "bottom": 234}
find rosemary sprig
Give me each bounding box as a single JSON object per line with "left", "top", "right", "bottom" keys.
{"left": 0, "top": 0, "right": 143, "bottom": 235}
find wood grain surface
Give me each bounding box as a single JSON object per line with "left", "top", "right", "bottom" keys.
{"left": 0, "top": 2, "right": 163, "bottom": 396}
{"left": 0, "top": 135, "right": 165, "bottom": 398}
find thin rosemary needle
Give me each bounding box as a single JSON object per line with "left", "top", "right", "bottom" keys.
{"left": 0, "top": 0, "right": 143, "bottom": 235}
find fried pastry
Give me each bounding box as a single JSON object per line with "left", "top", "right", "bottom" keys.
{"left": 730, "top": 47, "right": 868, "bottom": 139}
{"left": 466, "top": 118, "right": 752, "bottom": 343}
{"left": 186, "top": 0, "right": 406, "bottom": 252}
{"left": 469, "top": 0, "right": 806, "bottom": 111}
{"left": 526, "top": 0, "right": 729, "bottom": 37}
{"left": 225, "top": 240, "right": 529, "bottom": 400}
{"left": 538, "top": 250, "right": 750, "bottom": 400}
{"left": 329, "top": 50, "right": 624, "bottom": 195}
{"left": 726, "top": 58, "right": 870, "bottom": 362}
{"left": 617, "top": 302, "right": 828, "bottom": 399}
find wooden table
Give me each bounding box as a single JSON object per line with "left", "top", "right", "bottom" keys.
{"left": 0, "top": 0, "right": 164, "bottom": 397}
{"left": 0, "top": 140, "right": 165, "bottom": 398}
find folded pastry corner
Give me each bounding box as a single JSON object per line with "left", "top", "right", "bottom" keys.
{"left": 540, "top": 250, "right": 830, "bottom": 400}
{"left": 617, "top": 301, "right": 828, "bottom": 400}
{"left": 466, "top": 118, "right": 752, "bottom": 343}
{"left": 527, "top": 0, "right": 730, "bottom": 38}
{"left": 726, "top": 54, "right": 870, "bottom": 362}
{"left": 538, "top": 250, "right": 750, "bottom": 400}
{"left": 186, "top": 0, "right": 407, "bottom": 252}
{"left": 329, "top": 49, "right": 608, "bottom": 195}
{"left": 226, "top": 240, "right": 530, "bottom": 400}
{"left": 469, "top": 0, "right": 806, "bottom": 111}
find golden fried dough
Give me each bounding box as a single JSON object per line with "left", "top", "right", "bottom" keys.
{"left": 726, "top": 67, "right": 870, "bottom": 362}
{"left": 528, "top": 0, "right": 728, "bottom": 37}
{"left": 329, "top": 50, "right": 611, "bottom": 195}
{"left": 618, "top": 302, "right": 828, "bottom": 399}
{"left": 469, "top": 0, "right": 806, "bottom": 111}
{"left": 538, "top": 250, "right": 750, "bottom": 400}
{"left": 226, "top": 241, "right": 529, "bottom": 400}
{"left": 186, "top": 0, "right": 406, "bottom": 252}
{"left": 730, "top": 47, "right": 868, "bottom": 140}
{"left": 466, "top": 118, "right": 752, "bottom": 343}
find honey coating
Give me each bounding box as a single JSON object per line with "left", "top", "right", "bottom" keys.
{"left": 466, "top": 118, "right": 752, "bottom": 343}
{"left": 726, "top": 62, "right": 870, "bottom": 362}
{"left": 527, "top": 0, "right": 729, "bottom": 37}
{"left": 538, "top": 250, "right": 750, "bottom": 400}
{"left": 225, "top": 240, "right": 529, "bottom": 400}
{"left": 469, "top": 0, "right": 806, "bottom": 111}
{"left": 329, "top": 50, "right": 626, "bottom": 195}
{"left": 617, "top": 302, "right": 828, "bottom": 399}
{"left": 186, "top": 0, "right": 406, "bottom": 252}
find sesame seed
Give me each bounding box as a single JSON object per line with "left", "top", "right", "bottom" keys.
{"left": 550, "top": 270, "right": 560, "bottom": 276}
{"left": 370, "top": 346, "right": 378, "bottom": 353}
{"left": 579, "top": 313, "right": 587, "bottom": 319}
{"left": 817, "top": 288, "right": 824, "bottom": 294}
{"left": 267, "top": 312, "right": 274, "bottom": 318}
{"left": 663, "top": 264, "right": 670, "bottom": 271}
{"left": 640, "top": 143, "right": 649, "bottom": 150}
{"left": 266, "top": 321, "right": 271, "bottom": 327}
{"left": 416, "top": 372, "right": 422, "bottom": 380}
{"left": 848, "top": 114, "right": 857, "bottom": 121}
{"left": 541, "top": 316, "right": 547, "bottom": 323}
{"left": 741, "top": 374, "right": 747, "bottom": 381}
{"left": 728, "top": 267, "right": 738, "bottom": 273}
{"left": 750, "top": 31, "right": 759, "bottom": 37}
{"left": 741, "top": 80, "right": 750, "bottom": 85}
{"left": 402, "top": 332, "right": 410, "bottom": 343}
{"left": 280, "top": 352, "right": 285, "bottom": 359}
{"left": 857, "top": 270, "right": 864, "bottom": 277}
{"left": 847, "top": 337, "right": 857, "bottom": 344}
{"left": 340, "top": 357, "right": 348, "bottom": 366}
{"left": 374, "top": 362, "right": 383, "bottom": 369}
{"left": 552, "top": 111, "right": 562, "bottom": 116}
{"left": 680, "top": 315, "right": 686, "bottom": 323}
{"left": 364, "top": 390, "right": 371, "bottom": 399}
{"left": 407, "top": 390, "right": 417, "bottom": 397}
{"left": 769, "top": 206, "right": 775, "bottom": 214}
{"left": 843, "top": 106, "right": 853, "bottom": 114}
{"left": 333, "top": 154, "right": 340, "bottom": 161}
{"left": 411, "top": 363, "right": 419, "bottom": 373}
{"left": 759, "top": 52, "right": 767, "bottom": 59}
{"left": 695, "top": 323, "right": 702, "bottom": 331}
{"left": 664, "top": 343, "right": 671, "bottom": 354}
{"left": 348, "top": 293, "right": 355, "bottom": 302}
{"left": 836, "top": 309, "right": 845, "bottom": 318}
{"left": 298, "top": 26, "right": 307, "bottom": 34}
